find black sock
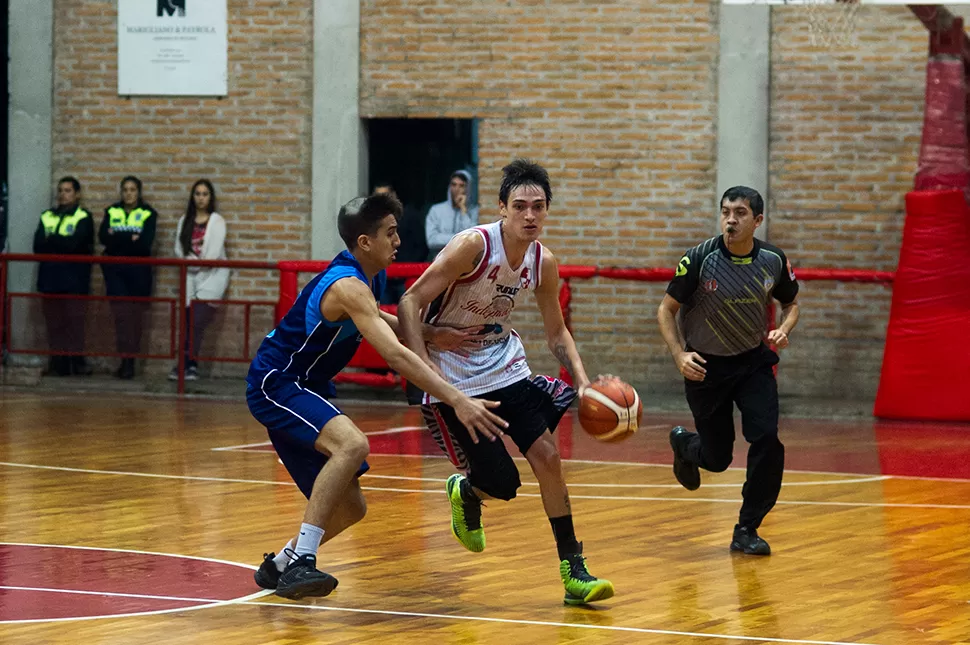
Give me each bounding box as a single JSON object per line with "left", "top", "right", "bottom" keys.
{"left": 549, "top": 515, "right": 581, "bottom": 560}
{"left": 459, "top": 477, "right": 480, "bottom": 504}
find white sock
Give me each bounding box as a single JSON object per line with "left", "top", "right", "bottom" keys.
{"left": 273, "top": 540, "right": 295, "bottom": 572}
{"left": 294, "top": 523, "right": 325, "bottom": 559}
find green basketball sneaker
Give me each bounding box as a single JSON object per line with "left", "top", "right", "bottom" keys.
{"left": 560, "top": 547, "right": 614, "bottom": 605}
{"left": 446, "top": 473, "right": 485, "bottom": 553}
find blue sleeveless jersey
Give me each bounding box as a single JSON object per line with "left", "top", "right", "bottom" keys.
{"left": 247, "top": 250, "right": 386, "bottom": 396}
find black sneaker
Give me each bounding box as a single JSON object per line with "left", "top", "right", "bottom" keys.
{"left": 254, "top": 552, "right": 281, "bottom": 590}
{"left": 275, "top": 553, "right": 339, "bottom": 600}
{"left": 730, "top": 525, "right": 771, "bottom": 556}
{"left": 669, "top": 426, "right": 700, "bottom": 491}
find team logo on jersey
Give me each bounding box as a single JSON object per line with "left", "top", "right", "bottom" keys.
{"left": 460, "top": 294, "right": 515, "bottom": 318}
{"left": 787, "top": 258, "right": 796, "bottom": 281}
{"left": 702, "top": 279, "right": 718, "bottom": 293}
{"left": 763, "top": 276, "right": 775, "bottom": 291}
{"left": 676, "top": 256, "right": 690, "bottom": 277}
{"left": 495, "top": 283, "right": 520, "bottom": 297}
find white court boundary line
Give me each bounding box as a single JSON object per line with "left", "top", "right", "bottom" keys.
{"left": 236, "top": 599, "right": 884, "bottom": 645}
{"left": 363, "top": 473, "right": 891, "bottom": 489}
{"left": 0, "top": 542, "right": 273, "bottom": 625}
{"left": 2, "top": 461, "right": 968, "bottom": 509}
{"left": 211, "top": 428, "right": 970, "bottom": 483}
{"left": 0, "top": 583, "right": 884, "bottom": 644}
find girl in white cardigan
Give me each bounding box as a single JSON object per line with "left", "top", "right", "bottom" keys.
{"left": 170, "top": 179, "right": 230, "bottom": 381}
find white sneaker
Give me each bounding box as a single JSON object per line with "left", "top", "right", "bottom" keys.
{"left": 169, "top": 366, "right": 200, "bottom": 381}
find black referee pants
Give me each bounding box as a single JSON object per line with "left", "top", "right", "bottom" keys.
{"left": 683, "top": 344, "right": 784, "bottom": 529}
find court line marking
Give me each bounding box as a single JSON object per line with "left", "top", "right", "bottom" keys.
{"left": 362, "top": 473, "right": 891, "bottom": 489}
{"left": 212, "top": 435, "right": 970, "bottom": 484}
{"left": 0, "top": 584, "right": 883, "bottom": 644}
{"left": 376, "top": 452, "right": 970, "bottom": 484}
{"left": 210, "top": 427, "right": 431, "bottom": 452}
{"left": 2, "top": 461, "right": 968, "bottom": 509}
{"left": 236, "top": 599, "right": 882, "bottom": 645}
{"left": 0, "top": 460, "right": 885, "bottom": 490}
{"left": 0, "top": 541, "right": 261, "bottom": 570}
{"left": 0, "top": 543, "right": 273, "bottom": 625}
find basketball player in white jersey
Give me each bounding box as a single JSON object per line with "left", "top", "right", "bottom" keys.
{"left": 398, "top": 159, "right": 614, "bottom": 606}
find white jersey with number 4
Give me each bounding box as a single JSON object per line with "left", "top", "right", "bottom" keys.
{"left": 423, "top": 221, "right": 544, "bottom": 403}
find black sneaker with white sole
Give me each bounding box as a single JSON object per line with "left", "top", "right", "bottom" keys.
{"left": 275, "top": 554, "right": 339, "bottom": 600}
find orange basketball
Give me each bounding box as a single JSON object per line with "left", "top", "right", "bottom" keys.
{"left": 578, "top": 378, "right": 643, "bottom": 442}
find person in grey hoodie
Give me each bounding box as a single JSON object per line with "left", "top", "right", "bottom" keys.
{"left": 425, "top": 169, "right": 479, "bottom": 260}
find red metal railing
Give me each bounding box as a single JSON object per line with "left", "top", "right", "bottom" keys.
{"left": 1, "top": 253, "right": 897, "bottom": 393}
{"left": 277, "top": 263, "right": 896, "bottom": 385}
{"left": 0, "top": 253, "right": 275, "bottom": 392}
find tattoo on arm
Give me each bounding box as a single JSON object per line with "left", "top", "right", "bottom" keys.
{"left": 553, "top": 343, "right": 573, "bottom": 381}
{"left": 470, "top": 249, "right": 484, "bottom": 273}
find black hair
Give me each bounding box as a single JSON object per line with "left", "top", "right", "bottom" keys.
{"left": 58, "top": 176, "right": 81, "bottom": 193}
{"left": 498, "top": 159, "right": 552, "bottom": 205}
{"left": 720, "top": 186, "right": 764, "bottom": 217}
{"left": 120, "top": 175, "right": 144, "bottom": 206}
{"left": 180, "top": 179, "right": 217, "bottom": 256}
{"left": 338, "top": 192, "right": 403, "bottom": 250}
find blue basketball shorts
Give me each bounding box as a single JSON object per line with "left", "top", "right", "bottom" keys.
{"left": 246, "top": 381, "right": 370, "bottom": 498}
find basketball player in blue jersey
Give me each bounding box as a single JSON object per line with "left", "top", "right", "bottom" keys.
{"left": 246, "top": 193, "right": 508, "bottom": 600}
{"left": 398, "top": 160, "right": 614, "bottom": 606}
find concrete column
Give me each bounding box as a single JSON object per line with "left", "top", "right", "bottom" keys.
{"left": 312, "top": 0, "right": 365, "bottom": 261}
{"left": 7, "top": 0, "right": 54, "bottom": 351}
{"left": 716, "top": 4, "right": 771, "bottom": 238}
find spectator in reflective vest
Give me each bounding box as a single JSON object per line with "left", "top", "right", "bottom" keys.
{"left": 100, "top": 176, "right": 158, "bottom": 379}
{"left": 33, "top": 176, "right": 94, "bottom": 376}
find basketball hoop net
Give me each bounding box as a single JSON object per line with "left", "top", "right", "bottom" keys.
{"left": 803, "top": 0, "right": 861, "bottom": 48}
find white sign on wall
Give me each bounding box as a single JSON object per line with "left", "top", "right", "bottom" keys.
{"left": 118, "top": 0, "right": 228, "bottom": 96}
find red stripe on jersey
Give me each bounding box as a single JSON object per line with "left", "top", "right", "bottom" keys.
{"left": 456, "top": 227, "right": 490, "bottom": 284}
{"left": 534, "top": 242, "right": 543, "bottom": 288}
{"left": 431, "top": 405, "right": 461, "bottom": 468}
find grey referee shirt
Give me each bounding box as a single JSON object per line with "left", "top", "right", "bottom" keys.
{"left": 665, "top": 236, "right": 799, "bottom": 357}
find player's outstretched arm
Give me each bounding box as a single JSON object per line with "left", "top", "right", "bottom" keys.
{"left": 379, "top": 309, "right": 483, "bottom": 355}
{"left": 534, "top": 250, "right": 591, "bottom": 395}
{"left": 329, "top": 278, "right": 507, "bottom": 442}
{"left": 398, "top": 231, "right": 486, "bottom": 364}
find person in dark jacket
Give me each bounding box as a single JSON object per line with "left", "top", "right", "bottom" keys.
{"left": 100, "top": 176, "right": 158, "bottom": 379}
{"left": 33, "top": 176, "right": 94, "bottom": 376}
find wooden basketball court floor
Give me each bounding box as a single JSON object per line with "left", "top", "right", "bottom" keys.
{"left": 1, "top": 390, "right": 969, "bottom": 644}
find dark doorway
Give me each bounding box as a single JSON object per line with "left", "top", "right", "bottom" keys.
{"left": 366, "top": 118, "right": 477, "bottom": 261}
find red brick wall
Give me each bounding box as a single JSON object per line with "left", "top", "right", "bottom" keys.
{"left": 51, "top": 0, "right": 313, "bottom": 373}
{"left": 361, "top": 0, "right": 720, "bottom": 395}
{"left": 46, "top": 1, "right": 942, "bottom": 399}
{"left": 768, "top": 6, "right": 930, "bottom": 397}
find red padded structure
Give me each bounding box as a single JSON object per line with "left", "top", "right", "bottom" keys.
{"left": 874, "top": 190, "right": 970, "bottom": 420}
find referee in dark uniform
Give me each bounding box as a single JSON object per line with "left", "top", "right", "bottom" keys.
{"left": 657, "top": 186, "right": 800, "bottom": 555}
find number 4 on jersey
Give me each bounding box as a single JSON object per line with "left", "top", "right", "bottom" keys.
{"left": 487, "top": 266, "right": 500, "bottom": 282}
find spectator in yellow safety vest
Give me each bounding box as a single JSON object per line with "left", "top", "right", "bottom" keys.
{"left": 33, "top": 176, "right": 94, "bottom": 376}
{"left": 100, "top": 176, "right": 158, "bottom": 380}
